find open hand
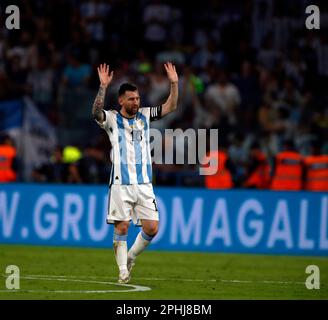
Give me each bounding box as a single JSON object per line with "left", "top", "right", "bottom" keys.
{"left": 97, "top": 63, "right": 114, "bottom": 87}
{"left": 164, "top": 62, "right": 178, "bottom": 84}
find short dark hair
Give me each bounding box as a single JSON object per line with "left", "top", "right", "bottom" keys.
{"left": 118, "top": 83, "right": 138, "bottom": 96}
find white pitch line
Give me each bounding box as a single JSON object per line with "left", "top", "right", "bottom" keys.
{"left": 22, "top": 274, "right": 305, "bottom": 285}
{"left": 0, "top": 275, "right": 151, "bottom": 293}
{"left": 0, "top": 283, "right": 150, "bottom": 294}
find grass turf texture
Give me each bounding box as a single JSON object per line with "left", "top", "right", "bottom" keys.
{"left": 0, "top": 244, "right": 327, "bottom": 300}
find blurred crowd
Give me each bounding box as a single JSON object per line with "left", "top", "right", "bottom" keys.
{"left": 0, "top": 0, "right": 328, "bottom": 189}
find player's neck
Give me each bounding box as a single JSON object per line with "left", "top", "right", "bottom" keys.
{"left": 120, "top": 109, "right": 137, "bottom": 119}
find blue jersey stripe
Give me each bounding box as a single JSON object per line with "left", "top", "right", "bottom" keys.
{"left": 116, "top": 114, "right": 130, "bottom": 184}
{"left": 137, "top": 112, "right": 152, "bottom": 182}
{"left": 128, "top": 118, "right": 144, "bottom": 184}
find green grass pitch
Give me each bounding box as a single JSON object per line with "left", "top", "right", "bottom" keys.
{"left": 0, "top": 244, "right": 327, "bottom": 300}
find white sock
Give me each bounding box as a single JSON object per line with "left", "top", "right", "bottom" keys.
{"left": 128, "top": 230, "right": 154, "bottom": 261}
{"left": 113, "top": 233, "right": 128, "bottom": 272}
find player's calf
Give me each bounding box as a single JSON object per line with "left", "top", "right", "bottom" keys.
{"left": 113, "top": 221, "right": 130, "bottom": 282}
{"left": 127, "top": 226, "right": 158, "bottom": 275}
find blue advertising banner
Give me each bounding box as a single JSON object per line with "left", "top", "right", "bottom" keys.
{"left": 0, "top": 184, "right": 327, "bottom": 256}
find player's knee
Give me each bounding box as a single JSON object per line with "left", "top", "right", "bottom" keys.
{"left": 144, "top": 223, "right": 158, "bottom": 236}
{"left": 114, "top": 221, "right": 129, "bottom": 235}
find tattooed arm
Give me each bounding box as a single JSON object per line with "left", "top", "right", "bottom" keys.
{"left": 92, "top": 85, "right": 107, "bottom": 123}
{"left": 92, "top": 64, "right": 114, "bottom": 123}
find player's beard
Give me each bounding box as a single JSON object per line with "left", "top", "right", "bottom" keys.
{"left": 126, "top": 105, "right": 139, "bottom": 116}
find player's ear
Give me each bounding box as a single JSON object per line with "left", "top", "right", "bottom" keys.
{"left": 118, "top": 95, "right": 123, "bottom": 105}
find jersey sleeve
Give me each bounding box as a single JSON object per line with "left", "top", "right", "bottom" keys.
{"left": 95, "top": 110, "right": 113, "bottom": 130}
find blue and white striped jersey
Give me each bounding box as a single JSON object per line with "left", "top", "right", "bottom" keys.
{"left": 96, "top": 106, "right": 162, "bottom": 185}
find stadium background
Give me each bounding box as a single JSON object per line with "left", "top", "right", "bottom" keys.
{"left": 0, "top": 0, "right": 327, "bottom": 299}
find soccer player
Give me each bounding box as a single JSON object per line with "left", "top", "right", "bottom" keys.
{"left": 92, "top": 62, "right": 178, "bottom": 283}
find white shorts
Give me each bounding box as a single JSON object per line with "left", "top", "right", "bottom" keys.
{"left": 107, "top": 183, "right": 159, "bottom": 226}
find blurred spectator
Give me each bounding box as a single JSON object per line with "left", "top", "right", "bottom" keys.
{"left": 6, "top": 54, "right": 28, "bottom": 88}
{"left": 143, "top": 0, "right": 172, "bottom": 56}
{"left": 192, "top": 94, "right": 215, "bottom": 130}
{"left": 79, "top": 0, "right": 111, "bottom": 43}
{"left": 258, "top": 101, "right": 295, "bottom": 151}
{"left": 61, "top": 52, "right": 92, "bottom": 89}
{"left": 270, "top": 139, "right": 303, "bottom": 191}
{"left": 78, "top": 144, "right": 108, "bottom": 184}
{"left": 243, "top": 142, "right": 271, "bottom": 189}
{"left": 152, "top": 135, "right": 182, "bottom": 186}
{"left": 176, "top": 65, "right": 203, "bottom": 126}
{"left": 227, "top": 134, "right": 248, "bottom": 187}
{"left": 233, "top": 61, "right": 261, "bottom": 110}
{"left": 284, "top": 48, "right": 307, "bottom": 88}
{"left": 0, "top": 134, "right": 17, "bottom": 183}
{"left": 202, "top": 142, "right": 234, "bottom": 189}
{"left": 277, "top": 78, "right": 303, "bottom": 111}
{"left": 67, "top": 163, "right": 83, "bottom": 184}
{"left": 6, "top": 31, "right": 37, "bottom": 71}
{"left": 156, "top": 43, "right": 185, "bottom": 65}
{"left": 304, "top": 140, "right": 328, "bottom": 191}
{"left": 32, "top": 146, "right": 67, "bottom": 183}
{"left": 205, "top": 70, "right": 241, "bottom": 126}
{"left": 257, "top": 34, "right": 280, "bottom": 70}
{"left": 192, "top": 42, "right": 214, "bottom": 70}
{"left": 148, "top": 62, "right": 170, "bottom": 107}
{"left": 27, "top": 56, "right": 55, "bottom": 114}
{"left": 251, "top": 0, "right": 274, "bottom": 49}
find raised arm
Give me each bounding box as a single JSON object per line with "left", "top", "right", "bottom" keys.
{"left": 92, "top": 63, "right": 114, "bottom": 123}
{"left": 161, "top": 62, "right": 179, "bottom": 117}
